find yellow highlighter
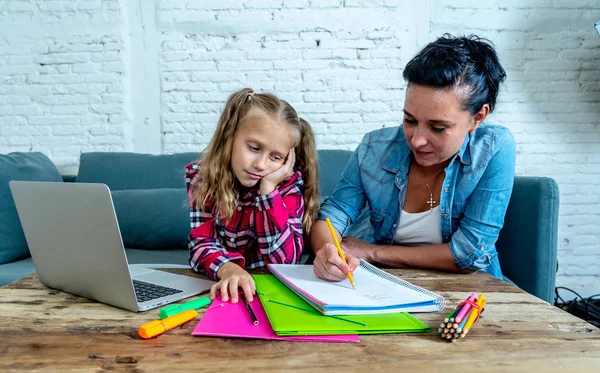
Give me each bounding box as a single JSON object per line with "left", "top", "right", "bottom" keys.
{"left": 139, "top": 309, "right": 198, "bottom": 339}
{"left": 325, "top": 217, "right": 357, "bottom": 290}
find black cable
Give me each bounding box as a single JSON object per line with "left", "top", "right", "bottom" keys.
{"left": 555, "top": 286, "right": 584, "bottom": 299}
{"left": 553, "top": 263, "right": 600, "bottom": 327}
{"left": 554, "top": 286, "right": 600, "bottom": 328}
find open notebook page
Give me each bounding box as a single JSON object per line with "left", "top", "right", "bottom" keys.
{"left": 268, "top": 264, "right": 435, "bottom": 308}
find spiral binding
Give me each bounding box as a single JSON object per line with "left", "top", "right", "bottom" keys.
{"left": 359, "top": 260, "right": 446, "bottom": 311}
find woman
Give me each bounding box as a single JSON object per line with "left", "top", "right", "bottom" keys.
{"left": 311, "top": 34, "right": 516, "bottom": 282}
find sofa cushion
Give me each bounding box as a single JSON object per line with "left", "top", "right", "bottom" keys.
{"left": 111, "top": 188, "right": 190, "bottom": 250}
{"left": 125, "top": 248, "right": 189, "bottom": 266}
{"left": 0, "top": 257, "right": 36, "bottom": 287}
{"left": 0, "top": 152, "right": 63, "bottom": 264}
{"left": 77, "top": 152, "right": 199, "bottom": 191}
{"left": 317, "top": 149, "right": 352, "bottom": 197}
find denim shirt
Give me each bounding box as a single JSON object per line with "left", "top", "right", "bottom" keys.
{"left": 318, "top": 123, "right": 516, "bottom": 279}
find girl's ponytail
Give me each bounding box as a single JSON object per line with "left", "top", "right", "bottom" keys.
{"left": 209, "top": 88, "right": 255, "bottom": 156}
{"left": 296, "top": 118, "right": 320, "bottom": 236}
{"left": 192, "top": 88, "right": 255, "bottom": 221}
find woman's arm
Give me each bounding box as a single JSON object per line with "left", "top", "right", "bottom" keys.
{"left": 311, "top": 220, "right": 361, "bottom": 281}
{"left": 448, "top": 128, "right": 516, "bottom": 271}
{"left": 311, "top": 134, "right": 371, "bottom": 281}
{"left": 314, "top": 133, "right": 371, "bottom": 252}
{"left": 309, "top": 219, "right": 337, "bottom": 256}
{"left": 341, "top": 237, "right": 470, "bottom": 273}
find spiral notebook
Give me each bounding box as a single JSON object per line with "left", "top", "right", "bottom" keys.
{"left": 268, "top": 260, "right": 446, "bottom": 315}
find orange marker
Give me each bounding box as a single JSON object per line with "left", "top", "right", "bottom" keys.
{"left": 139, "top": 309, "right": 198, "bottom": 339}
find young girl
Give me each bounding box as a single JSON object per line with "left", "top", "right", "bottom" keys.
{"left": 186, "top": 88, "right": 319, "bottom": 304}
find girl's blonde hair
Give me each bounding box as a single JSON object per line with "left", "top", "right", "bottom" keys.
{"left": 191, "top": 88, "right": 320, "bottom": 236}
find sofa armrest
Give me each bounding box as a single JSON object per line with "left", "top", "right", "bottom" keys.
{"left": 496, "top": 176, "right": 559, "bottom": 303}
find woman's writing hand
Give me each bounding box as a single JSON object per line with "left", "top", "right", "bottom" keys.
{"left": 210, "top": 262, "right": 256, "bottom": 303}
{"left": 313, "top": 242, "right": 360, "bottom": 282}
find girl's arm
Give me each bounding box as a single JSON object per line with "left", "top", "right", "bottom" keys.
{"left": 254, "top": 171, "right": 304, "bottom": 264}
{"left": 186, "top": 163, "right": 245, "bottom": 281}
{"left": 188, "top": 213, "right": 245, "bottom": 281}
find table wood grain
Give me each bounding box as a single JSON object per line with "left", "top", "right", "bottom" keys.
{"left": 1, "top": 269, "right": 599, "bottom": 372}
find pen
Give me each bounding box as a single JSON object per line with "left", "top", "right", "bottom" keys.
{"left": 241, "top": 293, "right": 259, "bottom": 326}
{"left": 138, "top": 309, "right": 198, "bottom": 339}
{"left": 325, "top": 217, "right": 357, "bottom": 290}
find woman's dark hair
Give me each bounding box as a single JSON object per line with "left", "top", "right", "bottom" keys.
{"left": 403, "top": 34, "right": 506, "bottom": 114}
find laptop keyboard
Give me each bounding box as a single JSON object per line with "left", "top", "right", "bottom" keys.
{"left": 132, "top": 280, "right": 183, "bottom": 303}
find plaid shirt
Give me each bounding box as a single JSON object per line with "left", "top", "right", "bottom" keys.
{"left": 186, "top": 162, "right": 305, "bottom": 280}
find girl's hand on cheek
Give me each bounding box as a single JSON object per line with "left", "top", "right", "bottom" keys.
{"left": 261, "top": 148, "right": 295, "bottom": 195}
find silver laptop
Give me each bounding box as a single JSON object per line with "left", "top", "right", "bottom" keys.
{"left": 9, "top": 180, "right": 215, "bottom": 312}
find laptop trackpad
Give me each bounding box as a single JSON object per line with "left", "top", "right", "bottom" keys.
{"left": 129, "top": 265, "right": 156, "bottom": 276}
{"left": 134, "top": 270, "right": 178, "bottom": 283}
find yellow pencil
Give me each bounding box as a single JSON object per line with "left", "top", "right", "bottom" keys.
{"left": 463, "top": 298, "right": 486, "bottom": 337}
{"left": 461, "top": 294, "right": 486, "bottom": 336}
{"left": 325, "top": 218, "right": 357, "bottom": 290}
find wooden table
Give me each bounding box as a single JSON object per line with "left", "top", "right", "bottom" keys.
{"left": 1, "top": 269, "right": 599, "bottom": 372}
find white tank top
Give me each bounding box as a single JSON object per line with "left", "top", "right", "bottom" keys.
{"left": 393, "top": 206, "right": 443, "bottom": 246}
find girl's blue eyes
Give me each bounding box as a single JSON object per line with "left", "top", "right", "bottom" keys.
{"left": 403, "top": 119, "right": 446, "bottom": 133}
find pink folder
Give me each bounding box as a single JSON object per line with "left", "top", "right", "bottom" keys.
{"left": 192, "top": 297, "right": 359, "bottom": 343}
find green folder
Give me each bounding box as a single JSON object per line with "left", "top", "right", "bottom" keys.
{"left": 253, "top": 274, "right": 431, "bottom": 336}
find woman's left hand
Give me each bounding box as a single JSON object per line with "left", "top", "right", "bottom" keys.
{"left": 341, "top": 236, "right": 378, "bottom": 263}
{"left": 261, "top": 148, "right": 295, "bottom": 195}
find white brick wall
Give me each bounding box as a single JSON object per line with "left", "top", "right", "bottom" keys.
{"left": 0, "top": 0, "right": 130, "bottom": 170}
{"left": 0, "top": 0, "right": 598, "bottom": 291}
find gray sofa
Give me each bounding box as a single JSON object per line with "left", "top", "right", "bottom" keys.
{"left": 0, "top": 150, "right": 558, "bottom": 304}
{"left": 0, "top": 150, "right": 351, "bottom": 286}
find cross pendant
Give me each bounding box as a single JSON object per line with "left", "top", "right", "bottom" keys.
{"left": 427, "top": 195, "right": 436, "bottom": 208}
